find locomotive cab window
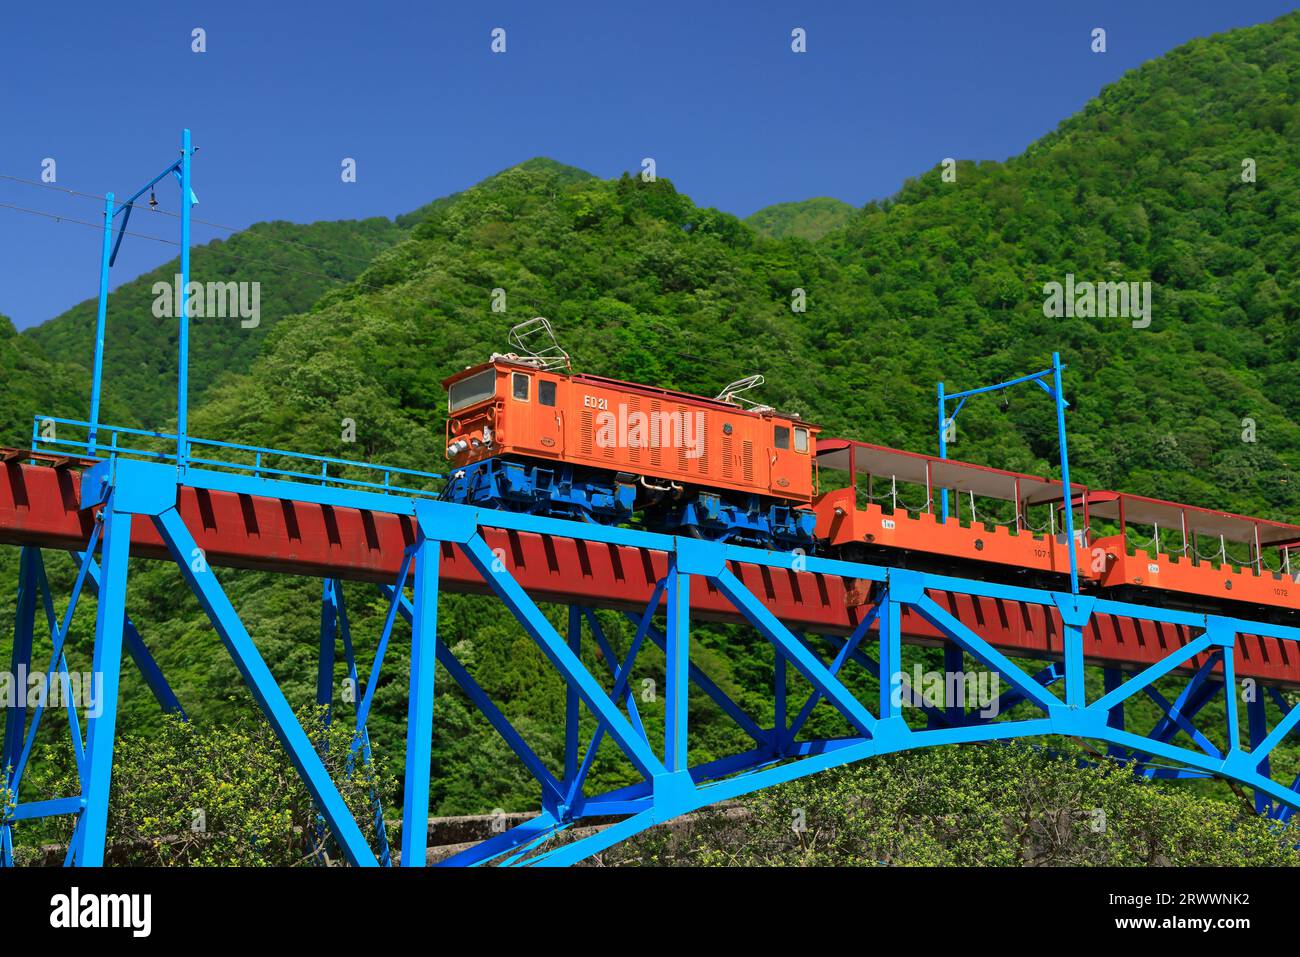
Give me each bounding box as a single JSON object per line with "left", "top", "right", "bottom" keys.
{"left": 448, "top": 369, "right": 497, "bottom": 413}
{"left": 794, "top": 427, "right": 809, "bottom": 453}
{"left": 512, "top": 372, "right": 531, "bottom": 401}
{"left": 774, "top": 425, "right": 791, "bottom": 450}
{"left": 539, "top": 379, "right": 557, "bottom": 406}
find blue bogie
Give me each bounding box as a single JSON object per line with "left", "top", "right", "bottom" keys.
{"left": 443, "top": 458, "right": 817, "bottom": 547}
{"left": 666, "top": 492, "right": 818, "bottom": 547}
{"left": 444, "top": 458, "right": 635, "bottom": 520}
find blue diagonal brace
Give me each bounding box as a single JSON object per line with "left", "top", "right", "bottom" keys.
{"left": 911, "top": 594, "right": 1061, "bottom": 714}
{"left": 1090, "top": 632, "right": 1216, "bottom": 714}
{"left": 384, "top": 587, "right": 567, "bottom": 808}
{"left": 1141, "top": 651, "right": 1222, "bottom": 749}
{"left": 635, "top": 619, "right": 771, "bottom": 747}
{"left": 1247, "top": 682, "right": 1300, "bottom": 764}
{"left": 581, "top": 607, "right": 647, "bottom": 742}
{"left": 786, "top": 601, "right": 881, "bottom": 745}
{"left": 153, "top": 507, "right": 376, "bottom": 866}
{"left": 711, "top": 567, "right": 877, "bottom": 737}
{"left": 438, "top": 811, "right": 562, "bottom": 868}
{"left": 1141, "top": 685, "right": 1222, "bottom": 759}
{"left": 77, "top": 550, "right": 184, "bottom": 717}
{"left": 348, "top": 552, "right": 413, "bottom": 758}
{"left": 459, "top": 533, "right": 666, "bottom": 781}
{"left": 566, "top": 585, "right": 663, "bottom": 805}
{"left": 11, "top": 544, "right": 103, "bottom": 790}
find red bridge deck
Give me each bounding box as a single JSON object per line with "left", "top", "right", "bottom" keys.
{"left": 2, "top": 458, "right": 1298, "bottom": 689}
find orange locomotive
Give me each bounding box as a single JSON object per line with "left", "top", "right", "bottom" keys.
{"left": 441, "top": 320, "right": 820, "bottom": 545}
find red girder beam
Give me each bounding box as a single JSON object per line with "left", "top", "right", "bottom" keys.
{"left": 3, "top": 460, "right": 1298, "bottom": 688}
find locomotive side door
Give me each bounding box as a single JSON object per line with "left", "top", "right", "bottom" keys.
{"left": 536, "top": 373, "right": 565, "bottom": 458}
{"left": 769, "top": 421, "right": 811, "bottom": 500}
{"left": 507, "top": 369, "right": 564, "bottom": 459}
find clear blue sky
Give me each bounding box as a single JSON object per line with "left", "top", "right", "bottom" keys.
{"left": 2, "top": 0, "right": 1296, "bottom": 330}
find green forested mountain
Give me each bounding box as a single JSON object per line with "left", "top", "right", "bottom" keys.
{"left": 4, "top": 13, "right": 1300, "bottom": 840}
{"left": 745, "top": 196, "right": 856, "bottom": 240}
{"left": 0, "top": 314, "right": 94, "bottom": 446}
{"left": 17, "top": 218, "right": 404, "bottom": 437}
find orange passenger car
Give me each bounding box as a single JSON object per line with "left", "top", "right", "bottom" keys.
{"left": 813, "top": 439, "right": 1093, "bottom": 584}
{"left": 1088, "top": 491, "right": 1300, "bottom": 616}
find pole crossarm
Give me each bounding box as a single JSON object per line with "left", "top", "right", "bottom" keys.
{"left": 937, "top": 356, "right": 1080, "bottom": 594}
{"left": 87, "top": 129, "right": 197, "bottom": 459}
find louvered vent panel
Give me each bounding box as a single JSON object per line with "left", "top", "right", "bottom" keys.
{"left": 628, "top": 397, "right": 641, "bottom": 464}
{"left": 650, "top": 401, "right": 662, "bottom": 468}
{"left": 677, "top": 404, "right": 689, "bottom": 474}
{"left": 722, "top": 435, "right": 734, "bottom": 480}
{"left": 580, "top": 410, "right": 594, "bottom": 456}
{"left": 742, "top": 440, "right": 754, "bottom": 484}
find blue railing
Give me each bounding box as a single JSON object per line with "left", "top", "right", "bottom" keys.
{"left": 30, "top": 415, "right": 444, "bottom": 500}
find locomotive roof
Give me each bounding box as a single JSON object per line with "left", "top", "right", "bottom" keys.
{"left": 443, "top": 358, "right": 815, "bottom": 424}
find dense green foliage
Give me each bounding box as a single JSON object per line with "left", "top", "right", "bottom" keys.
{"left": 744, "top": 196, "right": 857, "bottom": 241}
{"left": 16, "top": 709, "right": 391, "bottom": 866}
{"left": 3, "top": 14, "right": 1300, "bottom": 864}
{"left": 623, "top": 744, "right": 1300, "bottom": 866}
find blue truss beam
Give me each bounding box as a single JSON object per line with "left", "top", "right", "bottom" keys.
{"left": 567, "top": 597, "right": 658, "bottom": 806}
{"left": 581, "top": 607, "right": 648, "bottom": 743}
{"left": 634, "top": 618, "right": 770, "bottom": 748}
{"left": 785, "top": 602, "right": 880, "bottom": 745}
{"left": 711, "top": 566, "right": 878, "bottom": 738}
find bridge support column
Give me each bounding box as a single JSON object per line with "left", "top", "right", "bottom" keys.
{"left": 1052, "top": 594, "right": 1094, "bottom": 708}
{"left": 318, "top": 578, "right": 338, "bottom": 728}
{"left": 1248, "top": 693, "right": 1272, "bottom": 815}
{"left": 400, "top": 537, "right": 439, "bottom": 867}
{"left": 74, "top": 502, "right": 132, "bottom": 866}
{"left": 665, "top": 558, "right": 690, "bottom": 775}
{"left": 1, "top": 548, "right": 39, "bottom": 866}
{"left": 562, "top": 605, "right": 581, "bottom": 800}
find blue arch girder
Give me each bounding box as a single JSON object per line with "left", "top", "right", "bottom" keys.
{"left": 6, "top": 455, "right": 1300, "bottom": 868}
